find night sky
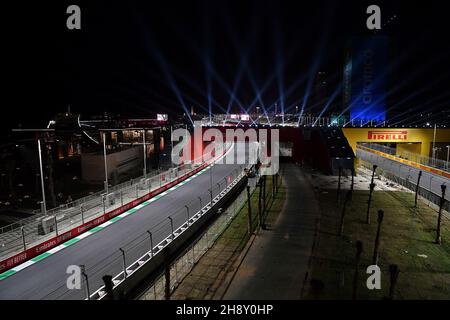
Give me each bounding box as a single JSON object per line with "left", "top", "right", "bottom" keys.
{"left": 2, "top": 0, "right": 450, "bottom": 134}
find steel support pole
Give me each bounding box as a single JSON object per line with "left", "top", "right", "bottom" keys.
{"left": 80, "top": 265, "right": 90, "bottom": 300}
{"left": 198, "top": 196, "right": 202, "bottom": 211}
{"left": 37, "top": 139, "right": 47, "bottom": 215}
{"left": 185, "top": 205, "right": 190, "bottom": 225}
{"left": 432, "top": 123, "right": 437, "bottom": 164}
{"left": 143, "top": 129, "right": 147, "bottom": 178}
{"left": 169, "top": 217, "right": 174, "bottom": 240}
{"left": 414, "top": 171, "right": 422, "bottom": 208}
{"left": 103, "top": 132, "right": 109, "bottom": 194}
{"left": 21, "top": 227, "right": 26, "bottom": 250}
{"left": 120, "top": 248, "right": 127, "bottom": 279}
{"left": 147, "top": 230, "right": 154, "bottom": 258}
{"left": 170, "top": 126, "right": 174, "bottom": 170}
{"left": 366, "top": 183, "right": 375, "bottom": 224}
{"left": 435, "top": 184, "right": 447, "bottom": 244}
{"left": 54, "top": 216, "right": 58, "bottom": 236}
{"left": 80, "top": 205, "right": 85, "bottom": 224}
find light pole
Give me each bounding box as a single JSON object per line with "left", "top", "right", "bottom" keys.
{"left": 432, "top": 123, "right": 437, "bottom": 165}
{"left": 170, "top": 125, "right": 174, "bottom": 169}
{"left": 37, "top": 139, "right": 47, "bottom": 215}
{"left": 142, "top": 129, "right": 147, "bottom": 178}
{"left": 446, "top": 145, "right": 450, "bottom": 169}
{"left": 103, "top": 132, "right": 109, "bottom": 194}
{"left": 185, "top": 124, "right": 189, "bottom": 165}
{"left": 209, "top": 160, "right": 213, "bottom": 195}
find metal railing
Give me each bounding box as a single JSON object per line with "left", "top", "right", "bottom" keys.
{"left": 140, "top": 177, "right": 257, "bottom": 300}
{"left": 140, "top": 167, "right": 283, "bottom": 300}
{"left": 359, "top": 142, "right": 450, "bottom": 173}
{"left": 357, "top": 147, "right": 449, "bottom": 212}
{"left": 0, "top": 143, "right": 232, "bottom": 263}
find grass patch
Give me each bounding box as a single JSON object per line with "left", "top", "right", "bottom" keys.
{"left": 306, "top": 186, "right": 450, "bottom": 299}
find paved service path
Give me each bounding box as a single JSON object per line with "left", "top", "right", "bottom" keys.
{"left": 223, "top": 163, "right": 320, "bottom": 299}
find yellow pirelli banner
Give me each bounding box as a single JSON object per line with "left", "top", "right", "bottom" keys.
{"left": 342, "top": 128, "right": 450, "bottom": 157}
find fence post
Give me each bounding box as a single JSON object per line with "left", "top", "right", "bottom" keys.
{"left": 435, "top": 184, "right": 447, "bottom": 244}
{"left": 80, "top": 205, "right": 85, "bottom": 225}
{"left": 80, "top": 265, "right": 90, "bottom": 300}
{"left": 414, "top": 171, "right": 422, "bottom": 208}
{"left": 147, "top": 230, "right": 154, "bottom": 258}
{"left": 352, "top": 240, "right": 363, "bottom": 300}
{"left": 209, "top": 189, "right": 213, "bottom": 206}
{"left": 119, "top": 248, "right": 127, "bottom": 279}
{"left": 120, "top": 190, "right": 123, "bottom": 206}
{"left": 169, "top": 217, "right": 174, "bottom": 240}
{"left": 372, "top": 210, "right": 384, "bottom": 265}
{"left": 246, "top": 185, "right": 252, "bottom": 235}
{"left": 370, "top": 164, "right": 377, "bottom": 184}
{"left": 198, "top": 196, "right": 202, "bottom": 211}
{"left": 54, "top": 216, "right": 58, "bottom": 236}
{"left": 21, "top": 227, "right": 26, "bottom": 250}
{"left": 185, "top": 205, "right": 190, "bottom": 225}
{"left": 102, "top": 195, "right": 106, "bottom": 214}
{"left": 366, "top": 182, "right": 376, "bottom": 224}
{"left": 164, "top": 248, "right": 171, "bottom": 300}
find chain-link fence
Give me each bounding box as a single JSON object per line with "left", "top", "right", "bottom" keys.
{"left": 0, "top": 142, "right": 233, "bottom": 265}
{"left": 139, "top": 179, "right": 255, "bottom": 300}
{"left": 357, "top": 147, "right": 449, "bottom": 213}
{"left": 359, "top": 142, "right": 450, "bottom": 172}
{"left": 37, "top": 162, "right": 246, "bottom": 300}
{"left": 0, "top": 163, "right": 201, "bottom": 261}
{"left": 139, "top": 168, "right": 283, "bottom": 300}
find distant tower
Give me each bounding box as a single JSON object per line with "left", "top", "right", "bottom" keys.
{"left": 344, "top": 36, "right": 389, "bottom": 122}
